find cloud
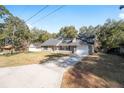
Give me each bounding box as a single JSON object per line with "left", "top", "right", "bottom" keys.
{"left": 119, "top": 13, "right": 124, "bottom": 19}
{"left": 119, "top": 9, "right": 124, "bottom": 19}
{"left": 27, "top": 24, "right": 33, "bottom": 30}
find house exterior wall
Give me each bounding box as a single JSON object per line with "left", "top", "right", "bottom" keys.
{"left": 28, "top": 44, "right": 41, "bottom": 52}
{"left": 29, "top": 47, "right": 41, "bottom": 52}
{"left": 41, "top": 46, "right": 53, "bottom": 51}
{"left": 42, "top": 45, "right": 89, "bottom": 55}
{"left": 41, "top": 45, "right": 79, "bottom": 53}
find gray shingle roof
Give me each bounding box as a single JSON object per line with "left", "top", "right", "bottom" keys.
{"left": 41, "top": 39, "right": 62, "bottom": 46}
{"left": 41, "top": 38, "right": 82, "bottom": 47}
{"left": 30, "top": 42, "right": 42, "bottom": 48}
{"left": 60, "top": 40, "right": 81, "bottom": 46}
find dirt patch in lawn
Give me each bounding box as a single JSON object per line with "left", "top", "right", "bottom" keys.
{"left": 61, "top": 53, "right": 124, "bottom": 88}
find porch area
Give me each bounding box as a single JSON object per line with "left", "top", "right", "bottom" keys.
{"left": 41, "top": 45, "right": 77, "bottom": 53}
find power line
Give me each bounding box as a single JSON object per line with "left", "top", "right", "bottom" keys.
{"left": 32, "top": 5, "right": 65, "bottom": 25}
{"left": 25, "top": 5, "right": 49, "bottom": 22}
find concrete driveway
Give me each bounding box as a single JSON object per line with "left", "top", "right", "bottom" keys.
{"left": 0, "top": 46, "right": 88, "bottom": 88}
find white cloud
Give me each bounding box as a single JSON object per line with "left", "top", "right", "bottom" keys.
{"left": 27, "top": 24, "right": 33, "bottom": 30}
{"left": 119, "top": 13, "right": 124, "bottom": 19}
{"left": 119, "top": 9, "right": 124, "bottom": 19}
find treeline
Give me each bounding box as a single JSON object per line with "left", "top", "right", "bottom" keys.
{"left": 78, "top": 19, "right": 124, "bottom": 54}
{"left": 30, "top": 28, "right": 57, "bottom": 43}
{"left": 0, "top": 5, "right": 124, "bottom": 53}
{"left": 26, "top": 20, "right": 124, "bottom": 54}
{"left": 31, "top": 26, "right": 78, "bottom": 42}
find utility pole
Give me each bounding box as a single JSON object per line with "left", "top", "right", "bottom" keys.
{"left": 12, "top": 25, "right": 16, "bottom": 53}
{"left": 13, "top": 25, "right": 16, "bottom": 36}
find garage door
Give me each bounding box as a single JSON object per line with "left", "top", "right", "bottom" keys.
{"left": 75, "top": 45, "right": 89, "bottom": 56}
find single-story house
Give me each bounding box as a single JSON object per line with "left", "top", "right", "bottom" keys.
{"left": 41, "top": 38, "right": 88, "bottom": 53}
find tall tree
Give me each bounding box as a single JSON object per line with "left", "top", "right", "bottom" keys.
{"left": 30, "top": 28, "right": 52, "bottom": 43}
{"left": 97, "top": 19, "right": 124, "bottom": 51}
{"left": 30, "top": 28, "right": 44, "bottom": 42}
{"left": 38, "top": 31, "right": 52, "bottom": 42}
{"left": 0, "top": 5, "right": 12, "bottom": 48}
{"left": 51, "top": 33, "right": 57, "bottom": 38}
{"left": 59, "top": 26, "right": 78, "bottom": 39}
{"left": 3, "top": 16, "right": 31, "bottom": 51}
{"left": 78, "top": 25, "right": 96, "bottom": 43}
{"left": 0, "top": 5, "right": 12, "bottom": 18}
{"left": 79, "top": 26, "right": 88, "bottom": 34}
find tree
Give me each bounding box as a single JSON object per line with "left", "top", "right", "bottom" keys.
{"left": 79, "top": 26, "right": 88, "bottom": 32}
{"left": 96, "top": 19, "right": 124, "bottom": 51}
{"left": 0, "top": 5, "right": 12, "bottom": 18}
{"left": 30, "top": 28, "right": 44, "bottom": 42}
{"left": 59, "top": 26, "right": 78, "bottom": 39}
{"left": 79, "top": 25, "right": 96, "bottom": 43}
{"left": 0, "top": 5, "right": 12, "bottom": 49}
{"left": 30, "top": 28, "right": 52, "bottom": 43}
{"left": 0, "top": 23, "right": 5, "bottom": 40}
{"left": 3, "top": 16, "right": 32, "bottom": 52}
{"left": 51, "top": 33, "right": 57, "bottom": 38}
{"left": 38, "top": 31, "right": 52, "bottom": 42}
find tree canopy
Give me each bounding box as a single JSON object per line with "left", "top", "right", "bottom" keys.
{"left": 30, "top": 28, "right": 56, "bottom": 43}
{"left": 59, "top": 26, "right": 78, "bottom": 39}
{"left": 0, "top": 5, "right": 12, "bottom": 18}
{"left": 0, "top": 5, "right": 124, "bottom": 54}
{"left": 78, "top": 19, "right": 124, "bottom": 52}
{"left": 97, "top": 19, "right": 124, "bottom": 50}
{"left": 0, "top": 16, "right": 32, "bottom": 52}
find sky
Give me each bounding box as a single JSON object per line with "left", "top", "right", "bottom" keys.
{"left": 4, "top": 5, "right": 124, "bottom": 33}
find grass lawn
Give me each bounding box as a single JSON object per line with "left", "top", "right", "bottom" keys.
{"left": 0, "top": 52, "right": 70, "bottom": 68}
{"left": 61, "top": 53, "right": 124, "bottom": 88}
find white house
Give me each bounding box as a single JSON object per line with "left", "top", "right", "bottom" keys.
{"left": 28, "top": 38, "right": 89, "bottom": 55}
{"left": 41, "top": 38, "right": 89, "bottom": 54}
{"left": 28, "top": 43, "right": 42, "bottom": 52}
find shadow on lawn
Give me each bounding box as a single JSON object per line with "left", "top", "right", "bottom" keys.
{"left": 39, "top": 53, "right": 70, "bottom": 64}
{"left": 0, "top": 52, "right": 21, "bottom": 57}
{"left": 62, "top": 53, "right": 124, "bottom": 88}
{"left": 1, "top": 51, "right": 34, "bottom": 57}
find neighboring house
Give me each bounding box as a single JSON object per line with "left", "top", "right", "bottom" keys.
{"left": 41, "top": 38, "right": 88, "bottom": 53}
{"left": 28, "top": 42, "right": 42, "bottom": 52}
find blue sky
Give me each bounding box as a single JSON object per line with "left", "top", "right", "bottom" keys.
{"left": 5, "top": 5, "right": 122, "bottom": 33}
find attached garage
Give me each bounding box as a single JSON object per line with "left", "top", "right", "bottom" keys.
{"left": 75, "top": 44, "right": 89, "bottom": 56}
